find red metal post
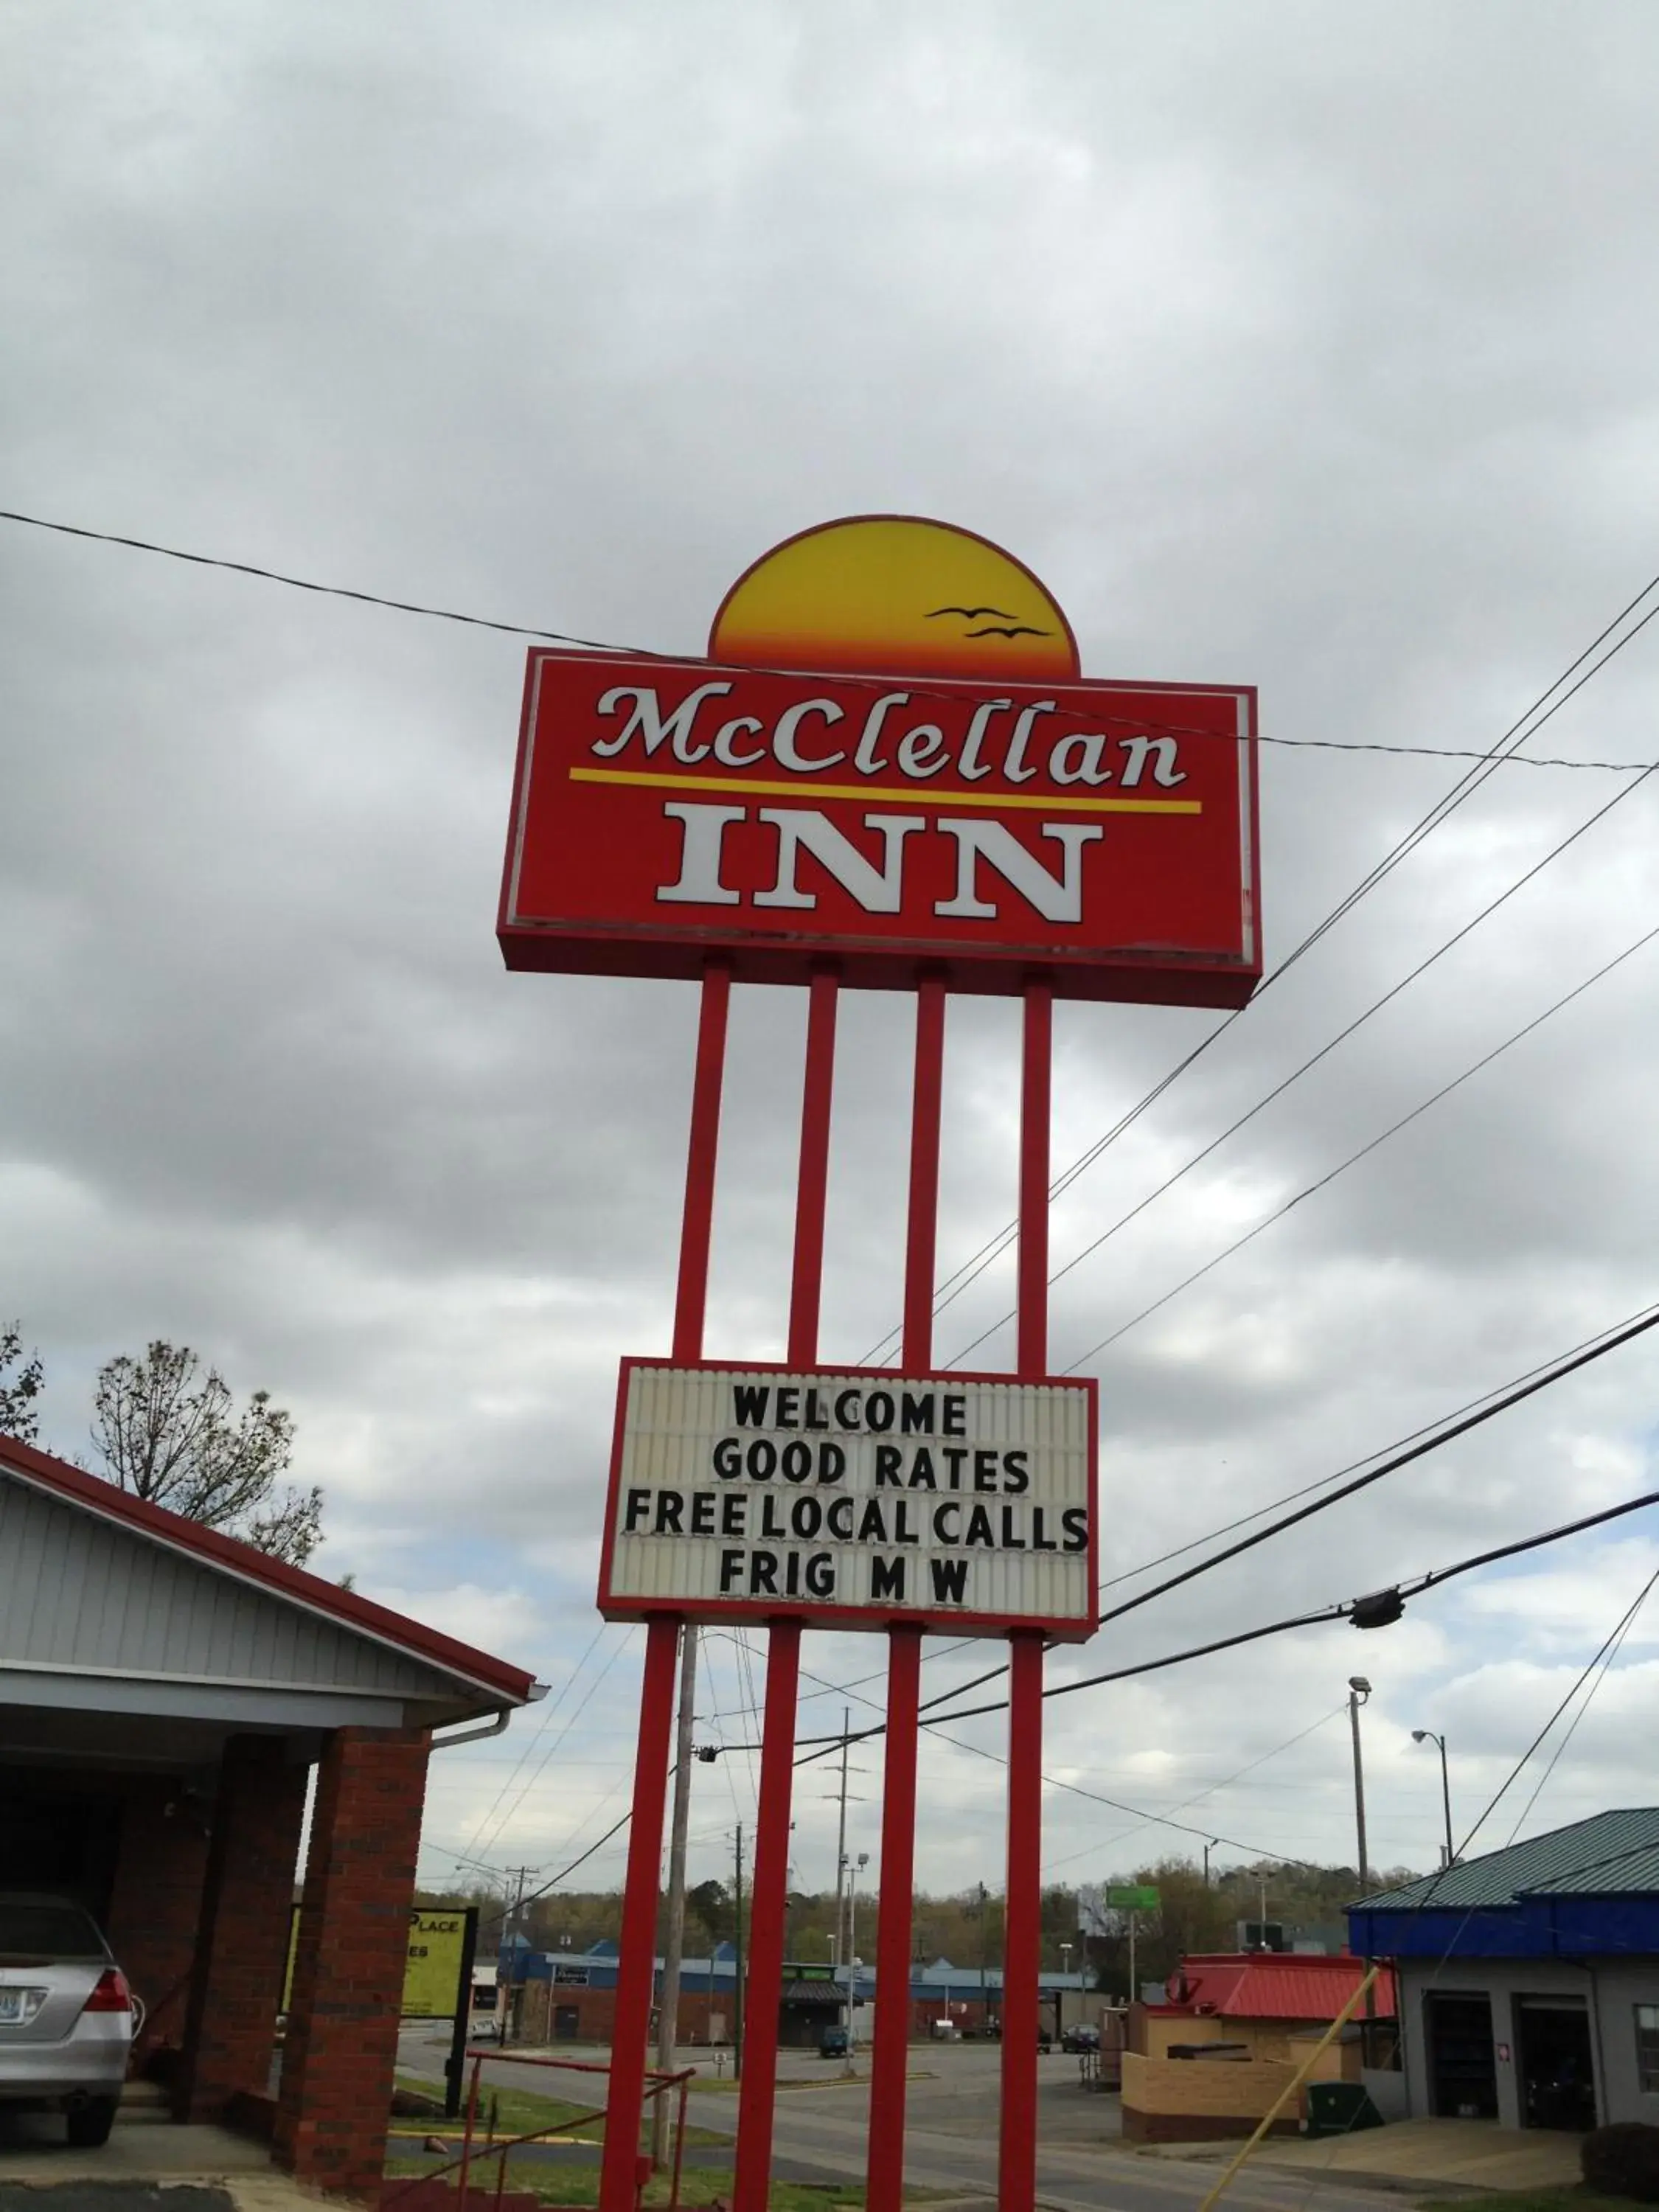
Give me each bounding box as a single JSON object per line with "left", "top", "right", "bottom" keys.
{"left": 1016, "top": 979, "right": 1052, "bottom": 1381}
{"left": 731, "top": 1618, "right": 802, "bottom": 2212}
{"left": 866, "top": 1624, "right": 922, "bottom": 2212}
{"left": 787, "top": 964, "right": 840, "bottom": 1366}
{"left": 866, "top": 973, "right": 945, "bottom": 2212}
{"left": 673, "top": 959, "right": 731, "bottom": 1363}
{"left": 598, "top": 1617, "right": 680, "bottom": 2212}
{"left": 669, "top": 2077, "right": 689, "bottom": 2212}
{"left": 902, "top": 971, "right": 946, "bottom": 1370}
{"left": 999, "top": 978, "right": 1051, "bottom": 2212}
{"left": 998, "top": 1632, "right": 1046, "bottom": 2212}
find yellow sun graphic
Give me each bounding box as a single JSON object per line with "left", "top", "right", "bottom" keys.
{"left": 709, "top": 514, "right": 1079, "bottom": 682}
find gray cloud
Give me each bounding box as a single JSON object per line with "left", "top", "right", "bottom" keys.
{"left": 4, "top": 0, "right": 1659, "bottom": 1893}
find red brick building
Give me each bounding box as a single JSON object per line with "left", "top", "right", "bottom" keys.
{"left": 0, "top": 1435, "right": 540, "bottom": 2203}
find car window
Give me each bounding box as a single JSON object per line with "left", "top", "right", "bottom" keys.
{"left": 0, "top": 1901, "right": 108, "bottom": 1959}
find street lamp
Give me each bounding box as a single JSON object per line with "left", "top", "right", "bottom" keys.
{"left": 1348, "top": 1677, "right": 1372, "bottom": 1893}
{"left": 1412, "top": 1729, "right": 1455, "bottom": 1869}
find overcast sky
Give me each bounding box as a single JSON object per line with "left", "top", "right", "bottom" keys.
{"left": 4, "top": 1, "right": 1659, "bottom": 1918}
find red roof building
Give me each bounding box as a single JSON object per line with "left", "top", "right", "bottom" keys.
{"left": 1159, "top": 1951, "right": 1397, "bottom": 2023}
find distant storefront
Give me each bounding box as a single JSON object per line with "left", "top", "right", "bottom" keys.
{"left": 1349, "top": 1808, "right": 1659, "bottom": 2133}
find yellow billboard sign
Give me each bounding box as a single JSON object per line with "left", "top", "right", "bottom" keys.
{"left": 284, "top": 1905, "right": 474, "bottom": 2019}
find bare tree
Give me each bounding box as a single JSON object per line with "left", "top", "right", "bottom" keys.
{"left": 1, "top": 1321, "right": 44, "bottom": 1442}
{"left": 91, "top": 1340, "right": 323, "bottom": 1565}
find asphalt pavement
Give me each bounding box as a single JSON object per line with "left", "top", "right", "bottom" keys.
{"left": 397, "top": 2030, "right": 1411, "bottom": 2212}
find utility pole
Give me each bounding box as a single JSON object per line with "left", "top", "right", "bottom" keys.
{"left": 977, "top": 1882, "right": 989, "bottom": 2026}
{"left": 500, "top": 1866, "right": 539, "bottom": 2048}
{"left": 1348, "top": 1678, "right": 1372, "bottom": 1891}
{"left": 731, "top": 1823, "right": 745, "bottom": 2079}
{"left": 1349, "top": 1675, "right": 1377, "bottom": 2034}
{"left": 653, "top": 1626, "right": 699, "bottom": 2166}
{"left": 835, "top": 1710, "right": 850, "bottom": 2016}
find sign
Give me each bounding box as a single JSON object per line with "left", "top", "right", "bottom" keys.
{"left": 282, "top": 1905, "right": 472, "bottom": 2020}
{"left": 599, "top": 1358, "right": 1098, "bottom": 1638}
{"left": 552, "top": 1962, "right": 591, "bottom": 1986}
{"left": 1077, "top": 1883, "right": 1160, "bottom": 1935}
{"left": 499, "top": 515, "right": 1259, "bottom": 1007}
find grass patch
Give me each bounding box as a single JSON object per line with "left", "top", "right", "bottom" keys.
{"left": 386, "top": 2157, "right": 890, "bottom": 2210}
{"left": 1416, "top": 2194, "right": 1649, "bottom": 2211}
{"left": 392, "top": 2073, "right": 725, "bottom": 2151}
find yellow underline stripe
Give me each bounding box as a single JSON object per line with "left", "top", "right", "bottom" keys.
{"left": 568, "top": 767, "right": 1201, "bottom": 815}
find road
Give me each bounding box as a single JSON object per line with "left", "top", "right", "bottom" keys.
{"left": 398, "top": 2031, "right": 1405, "bottom": 2212}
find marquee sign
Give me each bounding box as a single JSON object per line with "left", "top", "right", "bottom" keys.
{"left": 498, "top": 517, "right": 1259, "bottom": 1006}
{"left": 598, "top": 1358, "right": 1099, "bottom": 1640}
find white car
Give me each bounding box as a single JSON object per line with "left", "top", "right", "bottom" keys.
{"left": 0, "top": 1894, "right": 136, "bottom": 2146}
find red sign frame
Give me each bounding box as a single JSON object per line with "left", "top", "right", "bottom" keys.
{"left": 597, "top": 1355, "right": 1101, "bottom": 1642}
{"left": 499, "top": 650, "right": 1259, "bottom": 1006}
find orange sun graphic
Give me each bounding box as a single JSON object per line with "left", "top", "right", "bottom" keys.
{"left": 709, "top": 514, "right": 1079, "bottom": 683}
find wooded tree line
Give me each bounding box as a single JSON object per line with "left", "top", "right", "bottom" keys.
{"left": 419, "top": 1850, "right": 1416, "bottom": 1994}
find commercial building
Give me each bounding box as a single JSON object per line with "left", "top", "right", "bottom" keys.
{"left": 1121, "top": 1951, "right": 1395, "bottom": 2143}
{"left": 0, "top": 1433, "right": 540, "bottom": 2202}
{"left": 1349, "top": 1808, "right": 1659, "bottom": 2133}
{"left": 501, "top": 1942, "right": 1095, "bottom": 2045}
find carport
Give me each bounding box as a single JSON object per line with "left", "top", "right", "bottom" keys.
{"left": 1, "top": 1434, "right": 540, "bottom": 2204}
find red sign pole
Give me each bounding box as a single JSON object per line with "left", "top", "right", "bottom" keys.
{"left": 999, "top": 978, "right": 1051, "bottom": 2212}
{"left": 597, "top": 1611, "right": 678, "bottom": 2212}
{"left": 673, "top": 957, "right": 731, "bottom": 1362}
{"left": 731, "top": 1615, "right": 801, "bottom": 2212}
{"left": 867, "top": 971, "right": 945, "bottom": 2212}
{"left": 733, "top": 964, "right": 838, "bottom": 2212}
{"left": 602, "top": 961, "right": 731, "bottom": 2212}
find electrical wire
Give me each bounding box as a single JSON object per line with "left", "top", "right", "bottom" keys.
{"left": 455, "top": 1621, "right": 609, "bottom": 1860}
{"left": 468, "top": 1629, "right": 634, "bottom": 1861}
{"left": 858, "top": 573, "right": 1659, "bottom": 1365}
{"left": 946, "top": 775, "right": 1659, "bottom": 1370}
{"left": 767, "top": 1481, "right": 1659, "bottom": 1756}
{"left": 1039, "top": 1704, "right": 1349, "bottom": 1875}
{"left": 4, "top": 500, "right": 1655, "bottom": 773}
{"left": 1461, "top": 1562, "right": 1659, "bottom": 1863}
{"left": 1503, "top": 1566, "right": 1658, "bottom": 1841}
{"left": 1061, "top": 911, "right": 1659, "bottom": 1375}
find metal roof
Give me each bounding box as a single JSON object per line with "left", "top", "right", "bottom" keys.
{"left": 1160, "top": 1953, "right": 1394, "bottom": 2020}
{"left": 0, "top": 1436, "right": 539, "bottom": 1717}
{"left": 1355, "top": 1808, "right": 1659, "bottom": 1912}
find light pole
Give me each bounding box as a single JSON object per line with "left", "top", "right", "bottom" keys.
{"left": 1412, "top": 1728, "right": 1455, "bottom": 1869}
{"left": 1348, "top": 1677, "right": 1372, "bottom": 1893}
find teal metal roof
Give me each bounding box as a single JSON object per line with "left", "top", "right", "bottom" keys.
{"left": 1356, "top": 1808, "right": 1659, "bottom": 1913}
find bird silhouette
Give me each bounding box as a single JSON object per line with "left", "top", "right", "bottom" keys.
{"left": 926, "top": 605, "right": 1021, "bottom": 622}
{"left": 965, "top": 624, "right": 1049, "bottom": 640}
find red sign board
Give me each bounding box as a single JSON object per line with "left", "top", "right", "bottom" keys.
{"left": 499, "top": 651, "right": 1257, "bottom": 1004}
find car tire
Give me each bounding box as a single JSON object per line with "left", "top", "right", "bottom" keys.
{"left": 66, "top": 2097, "right": 119, "bottom": 2149}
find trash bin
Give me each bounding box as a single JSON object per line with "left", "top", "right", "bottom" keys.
{"left": 1304, "top": 2081, "right": 1384, "bottom": 2137}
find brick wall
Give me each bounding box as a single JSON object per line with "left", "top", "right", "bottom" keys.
{"left": 180, "top": 1735, "right": 308, "bottom": 2120}
{"left": 273, "top": 1727, "right": 430, "bottom": 2206}
{"left": 103, "top": 1775, "right": 212, "bottom": 2069}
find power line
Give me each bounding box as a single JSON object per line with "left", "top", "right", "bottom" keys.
{"left": 1503, "top": 1567, "right": 1658, "bottom": 1843}
{"left": 1094, "top": 1288, "right": 1659, "bottom": 1630}
{"left": 1096, "top": 1300, "right": 1659, "bottom": 1602}
{"left": 1461, "top": 1562, "right": 1659, "bottom": 1863}
{"left": 1061, "top": 910, "right": 1659, "bottom": 1374}
{"left": 456, "top": 1621, "right": 609, "bottom": 1860}
{"left": 5, "top": 499, "right": 1657, "bottom": 775}
{"left": 947, "top": 766, "right": 1659, "bottom": 1370}
{"left": 858, "top": 571, "right": 1659, "bottom": 1364}
{"left": 468, "top": 1629, "right": 634, "bottom": 1861}
{"left": 770, "top": 1480, "right": 1659, "bottom": 1757}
